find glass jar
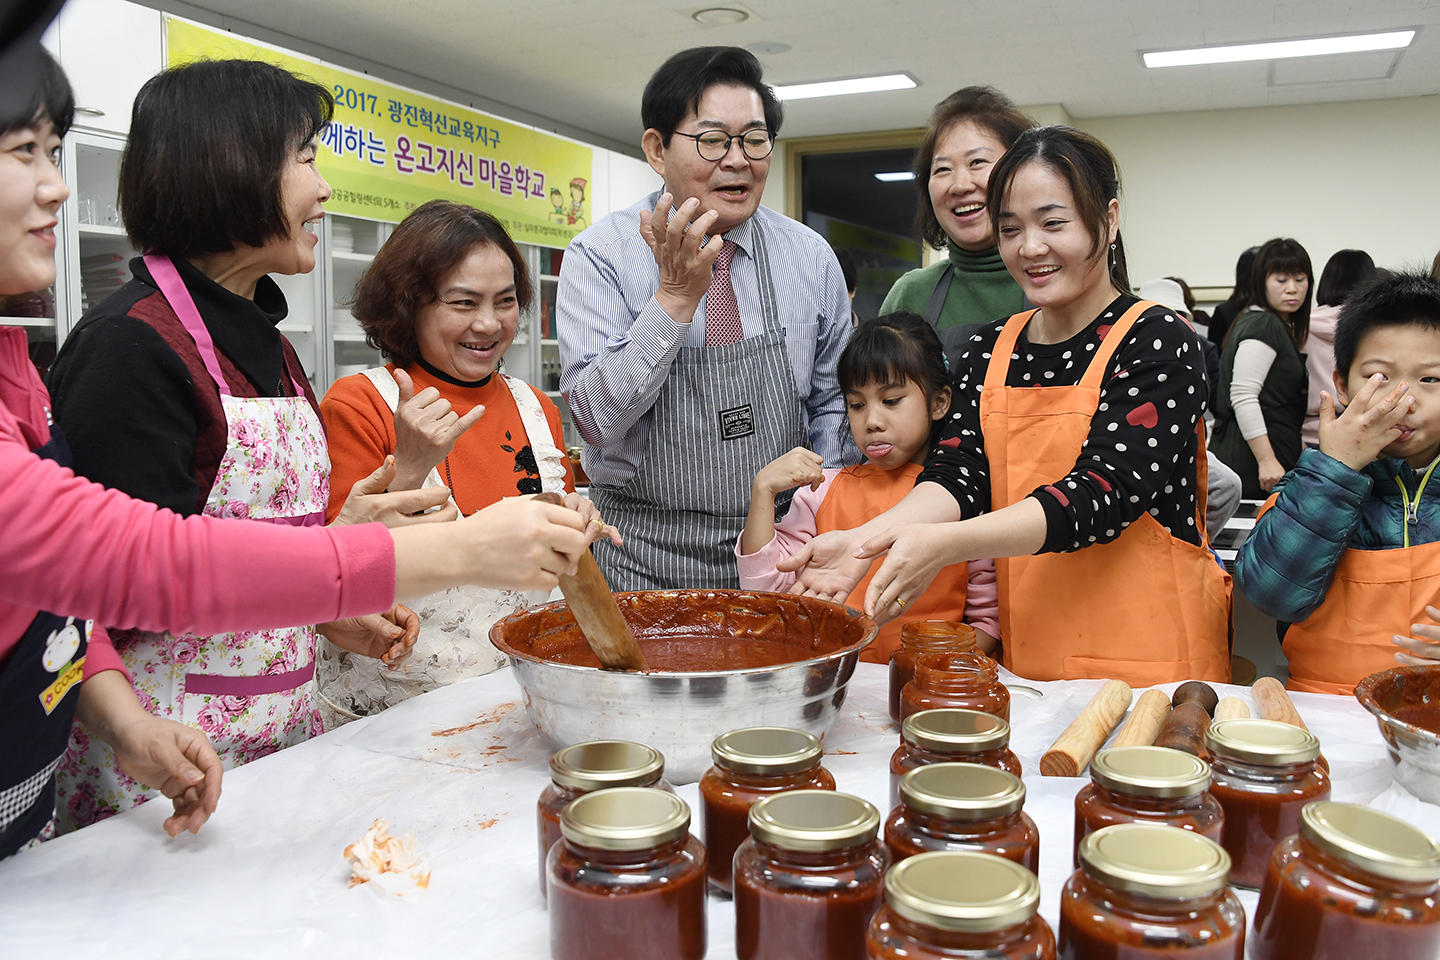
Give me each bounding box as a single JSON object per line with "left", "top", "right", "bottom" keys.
{"left": 885, "top": 762, "right": 1039, "bottom": 874}
{"left": 1059, "top": 822, "right": 1245, "bottom": 959}
{"left": 536, "top": 740, "right": 668, "bottom": 896}
{"left": 890, "top": 708, "right": 1022, "bottom": 810}
{"left": 1073, "top": 745, "right": 1224, "bottom": 867}
{"left": 735, "top": 790, "right": 889, "bottom": 960}
{"left": 547, "top": 787, "right": 707, "bottom": 960}
{"left": 889, "top": 620, "right": 977, "bottom": 723}
{"left": 867, "top": 851, "right": 1056, "bottom": 959}
{"left": 1250, "top": 801, "right": 1440, "bottom": 960}
{"left": 700, "top": 726, "right": 836, "bottom": 893}
{"left": 1204, "top": 718, "right": 1330, "bottom": 889}
{"left": 900, "top": 651, "right": 1009, "bottom": 724}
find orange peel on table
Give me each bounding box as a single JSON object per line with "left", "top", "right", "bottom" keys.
{"left": 343, "top": 818, "right": 431, "bottom": 898}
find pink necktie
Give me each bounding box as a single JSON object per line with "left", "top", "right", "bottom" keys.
{"left": 705, "top": 240, "right": 742, "bottom": 346}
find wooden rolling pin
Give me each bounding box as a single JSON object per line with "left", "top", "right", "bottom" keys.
{"left": 1214, "top": 697, "right": 1250, "bottom": 722}
{"left": 534, "top": 492, "right": 648, "bottom": 671}
{"left": 1109, "top": 689, "right": 1172, "bottom": 749}
{"left": 1042, "top": 680, "right": 1133, "bottom": 777}
{"left": 1251, "top": 677, "right": 1328, "bottom": 773}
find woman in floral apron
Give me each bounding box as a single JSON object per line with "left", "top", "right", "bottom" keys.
{"left": 317, "top": 201, "right": 615, "bottom": 726}
{"left": 47, "top": 61, "right": 416, "bottom": 829}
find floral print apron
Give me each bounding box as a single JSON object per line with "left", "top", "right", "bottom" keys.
{"left": 314, "top": 366, "right": 567, "bottom": 729}
{"left": 56, "top": 255, "right": 329, "bottom": 830}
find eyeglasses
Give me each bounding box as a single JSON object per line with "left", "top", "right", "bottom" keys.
{"left": 673, "top": 129, "right": 774, "bottom": 162}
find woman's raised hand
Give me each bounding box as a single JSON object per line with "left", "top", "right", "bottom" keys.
{"left": 391, "top": 367, "right": 487, "bottom": 491}
{"left": 639, "top": 192, "right": 722, "bottom": 323}
{"left": 330, "top": 456, "right": 458, "bottom": 527}
{"left": 564, "top": 491, "right": 623, "bottom": 547}
{"left": 859, "top": 524, "right": 957, "bottom": 624}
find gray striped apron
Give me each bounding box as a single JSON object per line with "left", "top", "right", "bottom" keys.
{"left": 589, "top": 221, "right": 807, "bottom": 590}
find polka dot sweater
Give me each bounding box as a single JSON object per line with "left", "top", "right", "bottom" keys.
{"left": 918, "top": 295, "right": 1209, "bottom": 553}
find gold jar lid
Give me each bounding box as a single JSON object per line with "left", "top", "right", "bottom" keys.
{"left": 899, "top": 762, "right": 1025, "bottom": 820}
{"left": 885, "top": 851, "right": 1040, "bottom": 932}
{"left": 712, "top": 727, "right": 824, "bottom": 776}
{"left": 1079, "top": 822, "right": 1231, "bottom": 899}
{"left": 1301, "top": 801, "right": 1440, "bottom": 883}
{"left": 549, "top": 740, "right": 665, "bottom": 791}
{"left": 560, "top": 786, "right": 690, "bottom": 851}
{"left": 748, "top": 790, "right": 879, "bottom": 852}
{"left": 903, "top": 709, "right": 1011, "bottom": 754}
{"left": 1206, "top": 719, "right": 1320, "bottom": 766}
{"left": 1091, "top": 746, "right": 1211, "bottom": 799}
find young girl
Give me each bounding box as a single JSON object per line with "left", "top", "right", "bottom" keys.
{"left": 736, "top": 312, "right": 999, "bottom": 663}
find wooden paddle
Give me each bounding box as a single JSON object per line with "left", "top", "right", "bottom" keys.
{"left": 535, "top": 492, "right": 648, "bottom": 671}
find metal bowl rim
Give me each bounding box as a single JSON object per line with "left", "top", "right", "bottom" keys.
{"left": 1355, "top": 667, "right": 1440, "bottom": 746}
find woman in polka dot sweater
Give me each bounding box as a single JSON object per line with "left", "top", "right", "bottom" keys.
{"left": 779, "top": 126, "right": 1231, "bottom": 685}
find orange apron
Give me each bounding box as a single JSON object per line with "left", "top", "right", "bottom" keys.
{"left": 979, "top": 303, "right": 1231, "bottom": 685}
{"left": 813, "top": 462, "right": 969, "bottom": 664}
{"left": 1259, "top": 495, "right": 1440, "bottom": 695}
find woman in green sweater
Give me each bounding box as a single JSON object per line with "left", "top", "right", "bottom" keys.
{"left": 880, "top": 87, "right": 1034, "bottom": 347}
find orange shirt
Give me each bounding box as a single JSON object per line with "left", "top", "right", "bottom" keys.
{"left": 321, "top": 363, "right": 574, "bottom": 521}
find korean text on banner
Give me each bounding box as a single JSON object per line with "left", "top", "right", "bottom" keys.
{"left": 165, "top": 17, "right": 593, "bottom": 248}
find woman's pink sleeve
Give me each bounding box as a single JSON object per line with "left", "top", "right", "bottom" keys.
{"left": 735, "top": 471, "right": 837, "bottom": 593}
{"left": 963, "top": 558, "right": 1000, "bottom": 641}
{"left": 80, "top": 623, "right": 127, "bottom": 681}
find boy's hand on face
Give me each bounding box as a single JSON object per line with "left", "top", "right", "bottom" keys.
{"left": 1318, "top": 375, "right": 1413, "bottom": 472}
{"left": 1393, "top": 606, "right": 1440, "bottom": 666}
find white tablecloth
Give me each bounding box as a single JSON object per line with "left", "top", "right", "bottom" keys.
{"left": 3, "top": 664, "right": 1437, "bottom": 959}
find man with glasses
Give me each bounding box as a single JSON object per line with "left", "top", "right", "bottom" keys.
{"left": 558, "top": 46, "right": 854, "bottom": 590}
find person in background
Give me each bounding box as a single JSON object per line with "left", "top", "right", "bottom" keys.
{"left": 1136, "top": 276, "right": 1241, "bottom": 539}
{"left": 1210, "top": 238, "right": 1314, "bottom": 497}
{"left": 880, "top": 86, "right": 1032, "bottom": 364}
{"left": 737, "top": 313, "right": 999, "bottom": 663}
{"left": 779, "top": 126, "right": 1230, "bottom": 686}
{"left": 317, "top": 200, "right": 615, "bottom": 726}
{"left": 1432, "top": 249, "right": 1439, "bottom": 282}
{"left": 833, "top": 246, "right": 861, "bottom": 326}
{"left": 1166, "top": 275, "right": 1211, "bottom": 333}
{"left": 1304, "top": 249, "right": 1376, "bottom": 448}
{"left": 1236, "top": 272, "right": 1440, "bottom": 693}
{"left": 0, "top": 45, "right": 589, "bottom": 856}
{"left": 1208, "top": 245, "right": 1259, "bottom": 346}
{"left": 557, "top": 46, "right": 853, "bottom": 590}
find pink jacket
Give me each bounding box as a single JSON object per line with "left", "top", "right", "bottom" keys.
{"left": 1303, "top": 304, "right": 1342, "bottom": 448}
{"left": 0, "top": 326, "right": 395, "bottom": 678}
{"left": 736, "top": 467, "right": 1000, "bottom": 640}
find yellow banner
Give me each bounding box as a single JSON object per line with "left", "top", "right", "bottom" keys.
{"left": 165, "top": 18, "right": 593, "bottom": 248}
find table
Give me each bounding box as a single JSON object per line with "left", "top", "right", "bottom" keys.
{"left": 3, "top": 664, "right": 1437, "bottom": 959}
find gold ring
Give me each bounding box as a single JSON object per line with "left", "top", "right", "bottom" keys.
{"left": 894, "top": 597, "right": 907, "bottom": 609}
{"left": 590, "top": 519, "right": 605, "bottom": 529}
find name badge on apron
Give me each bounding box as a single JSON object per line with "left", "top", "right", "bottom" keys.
{"left": 719, "top": 404, "right": 755, "bottom": 441}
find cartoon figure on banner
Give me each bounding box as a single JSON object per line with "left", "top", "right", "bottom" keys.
{"left": 550, "top": 187, "right": 567, "bottom": 224}
{"left": 567, "top": 177, "right": 587, "bottom": 228}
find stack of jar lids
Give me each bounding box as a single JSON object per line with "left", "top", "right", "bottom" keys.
{"left": 902, "top": 709, "right": 1011, "bottom": 753}
{"left": 549, "top": 740, "right": 665, "bottom": 790}
{"left": 712, "top": 727, "right": 823, "bottom": 775}
{"left": 748, "top": 790, "right": 879, "bottom": 852}
{"left": 560, "top": 786, "right": 690, "bottom": 850}
{"left": 899, "top": 763, "right": 1025, "bottom": 820}
{"left": 1078, "top": 822, "right": 1231, "bottom": 898}
{"left": 1090, "top": 745, "right": 1211, "bottom": 797}
{"left": 1301, "top": 801, "right": 1440, "bottom": 882}
{"left": 885, "top": 851, "right": 1040, "bottom": 932}
{"left": 1206, "top": 718, "right": 1320, "bottom": 765}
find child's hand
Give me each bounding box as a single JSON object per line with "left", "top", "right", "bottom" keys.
{"left": 1393, "top": 606, "right": 1440, "bottom": 666}
{"left": 1318, "top": 375, "right": 1413, "bottom": 471}
{"left": 754, "top": 447, "right": 825, "bottom": 497}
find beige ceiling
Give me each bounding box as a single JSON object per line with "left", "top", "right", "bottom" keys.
{"left": 151, "top": 0, "right": 1439, "bottom": 151}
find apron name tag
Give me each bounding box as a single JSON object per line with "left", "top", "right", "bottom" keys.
{"left": 718, "top": 404, "right": 755, "bottom": 441}
{"left": 40, "top": 657, "right": 85, "bottom": 716}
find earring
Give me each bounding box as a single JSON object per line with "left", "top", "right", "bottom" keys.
{"left": 1109, "top": 243, "right": 1116, "bottom": 252}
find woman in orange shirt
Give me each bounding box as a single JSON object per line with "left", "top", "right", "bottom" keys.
{"left": 318, "top": 200, "right": 615, "bottom": 725}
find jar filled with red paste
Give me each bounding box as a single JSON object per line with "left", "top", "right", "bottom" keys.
{"left": 1073, "top": 746, "right": 1224, "bottom": 867}
{"left": 734, "top": 790, "right": 889, "bottom": 960}
{"left": 900, "top": 651, "right": 1009, "bottom": 724}
{"left": 889, "top": 621, "right": 976, "bottom": 723}
{"left": 1250, "top": 801, "right": 1440, "bottom": 960}
{"left": 1204, "top": 718, "right": 1329, "bottom": 889}
{"left": 867, "top": 851, "right": 1055, "bottom": 960}
{"left": 547, "top": 786, "right": 707, "bottom": 960}
{"left": 885, "top": 762, "right": 1039, "bottom": 873}
{"left": 536, "top": 740, "right": 668, "bottom": 896}
{"left": 1059, "top": 822, "right": 1245, "bottom": 959}
{"left": 700, "top": 726, "right": 836, "bottom": 893}
{"left": 890, "top": 708, "right": 1022, "bottom": 810}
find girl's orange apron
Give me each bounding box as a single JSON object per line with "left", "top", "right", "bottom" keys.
{"left": 979, "top": 303, "right": 1231, "bottom": 685}
{"left": 813, "top": 462, "right": 969, "bottom": 663}
{"left": 1261, "top": 497, "right": 1438, "bottom": 695}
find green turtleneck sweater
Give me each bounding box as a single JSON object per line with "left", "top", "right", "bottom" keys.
{"left": 879, "top": 242, "right": 1024, "bottom": 331}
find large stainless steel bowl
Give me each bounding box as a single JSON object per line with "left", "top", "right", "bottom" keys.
{"left": 490, "top": 589, "right": 878, "bottom": 783}
{"left": 1355, "top": 666, "right": 1440, "bottom": 804}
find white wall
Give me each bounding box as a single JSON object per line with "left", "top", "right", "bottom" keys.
{"left": 1078, "top": 96, "right": 1440, "bottom": 291}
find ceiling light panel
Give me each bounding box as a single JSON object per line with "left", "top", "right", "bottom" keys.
{"left": 874, "top": 171, "right": 915, "bottom": 182}
{"left": 1144, "top": 30, "right": 1415, "bottom": 68}
{"left": 772, "top": 74, "right": 917, "bottom": 101}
